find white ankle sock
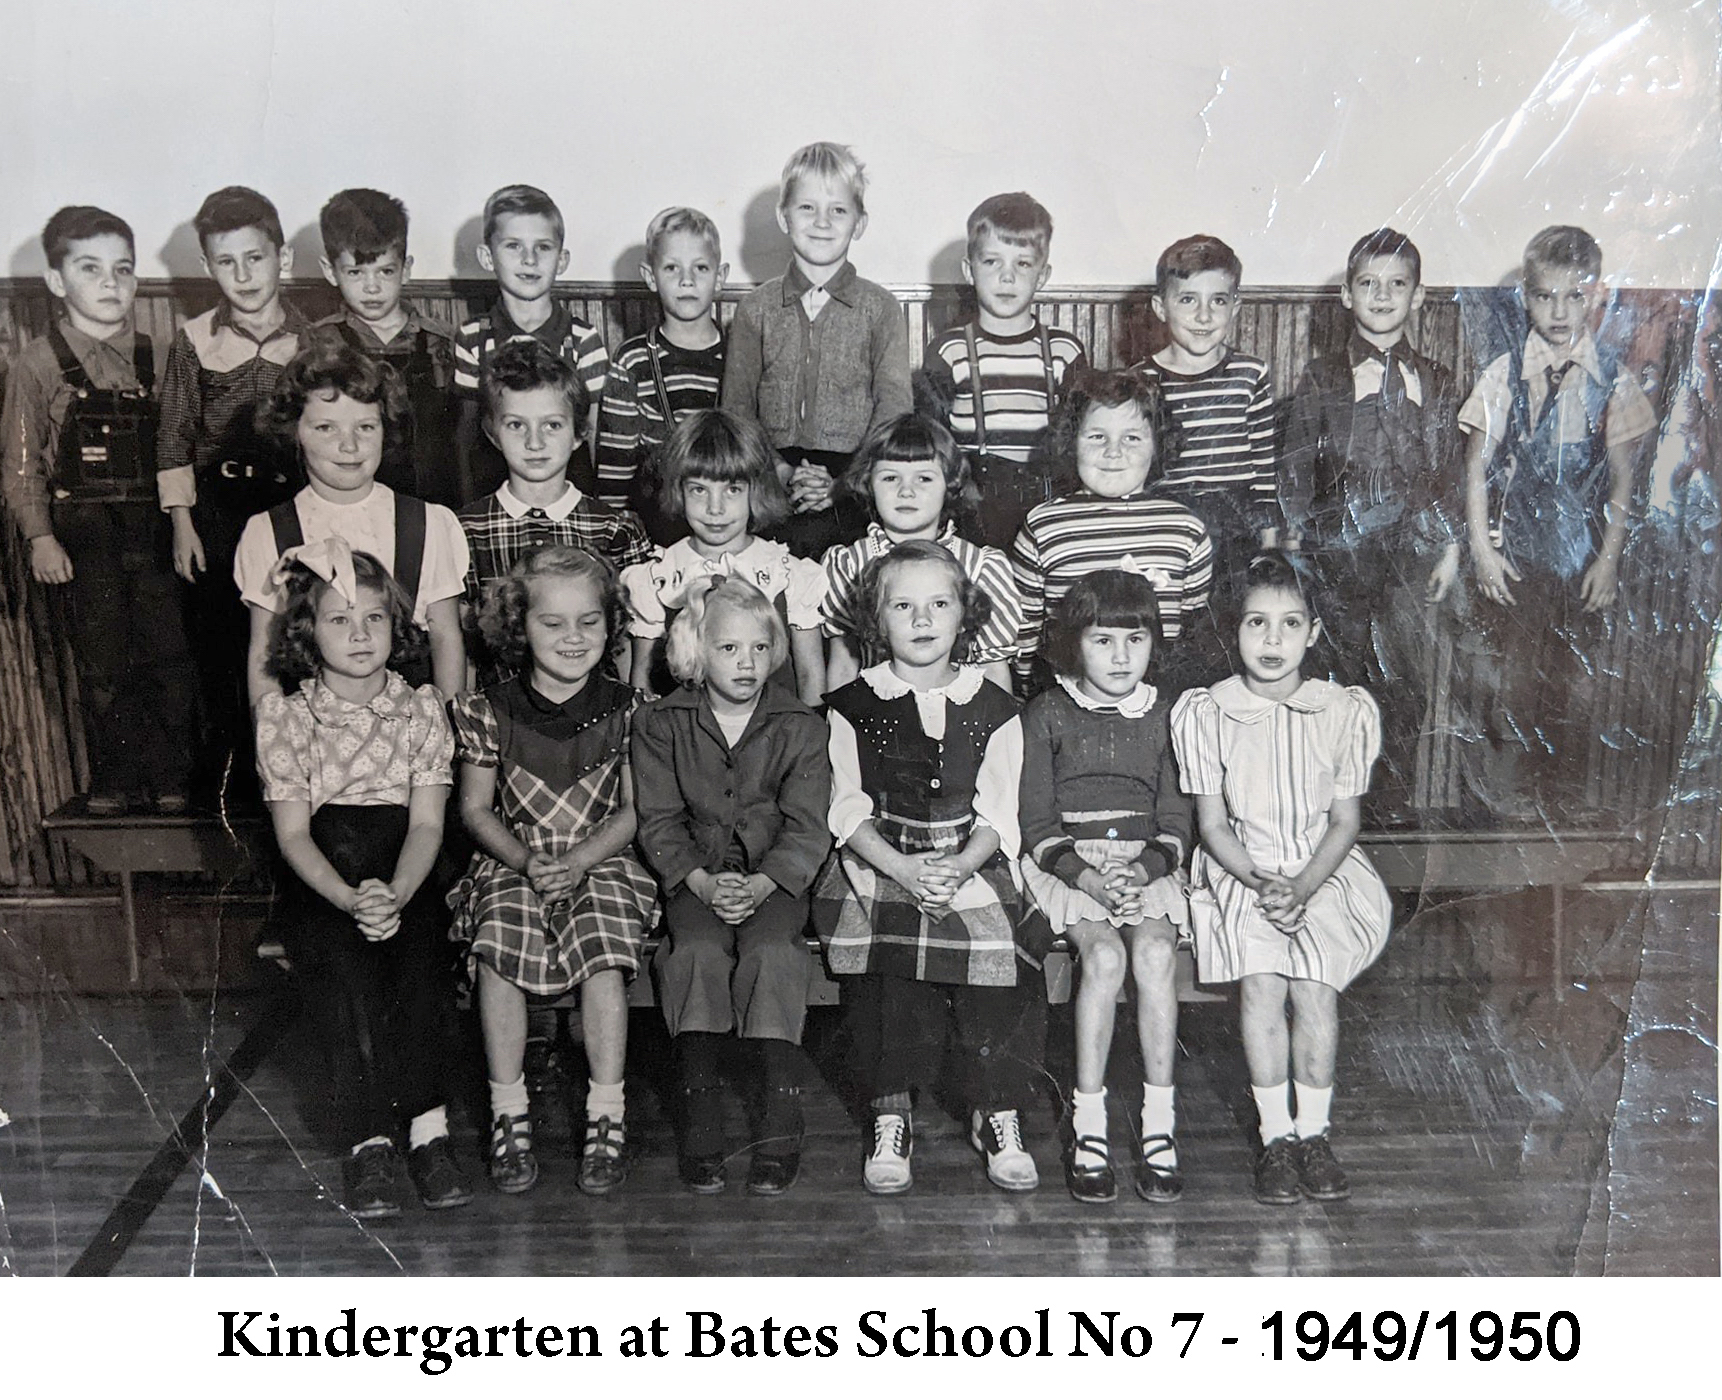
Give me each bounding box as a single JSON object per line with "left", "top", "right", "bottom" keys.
{"left": 1141, "top": 1083, "right": 1178, "bottom": 1166}
{"left": 407, "top": 1106, "right": 447, "bottom": 1150}
{"left": 350, "top": 1134, "right": 391, "bottom": 1155}
{"left": 490, "top": 1075, "right": 529, "bottom": 1122}
{"left": 1252, "top": 1082, "right": 1295, "bottom": 1145}
{"left": 587, "top": 1079, "right": 625, "bottom": 1124}
{"left": 1293, "top": 1081, "right": 1333, "bottom": 1140}
{"left": 1071, "top": 1088, "right": 1108, "bottom": 1165}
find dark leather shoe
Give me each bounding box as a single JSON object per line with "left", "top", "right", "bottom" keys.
{"left": 679, "top": 1153, "right": 728, "bottom": 1194}
{"left": 1293, "top": 1132, "right": 1351, "bottom": 1201}
{"left": 1254, "top": 1135, "right": 1301, "bottom": 1205}
{"left": 1064, "top": 1135, "right": 1117, "bottom": 1205}
{"left": 747, "top": 1152, "right": 801, "bottom": 1196}
{"left": 408, "top": 1136, "right": 472, "bottom": 1210}
{"left": 578, "top": 1116, "right": 629, "bottom": 1196}
{"left": 343, "top": 1142, "right": 405, "bottom": 1219}
{"left": 1134, "top": 1133, "right": 1184, "bottom": 1204}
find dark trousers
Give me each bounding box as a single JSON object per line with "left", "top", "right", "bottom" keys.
{"left": 52, "top": 501, "right": 195, "bottom": 799}
{"left": 843, "top": 969, "right": 1041, "bottom": 1110}
{"left": 277, "top": 804, "right": 455, "bottom": 1148}
{"left": 1468, "top": 568, "right": 1608, "bottom": 816}
{"left": 657, "top": 887, "right": 814, "bottom": 1042}
{"left": 183, "top": 499, "right": 259, "bottom": 800}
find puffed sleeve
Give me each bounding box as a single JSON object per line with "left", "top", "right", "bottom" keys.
{"left": 827, "top": 708, "right": 877, "bottom": 845}
{"left": 972, "top": 714, "right": 1024, "bottom": 861}
{"left": 408, "top": 684, "right": 455, "bottom": 788}
{"left": 1331, "top": 686, "right": 1382, "bottom": 800}
{"left": 234, "top": 510, "right": 285, "bottom": 612}
{"left": 254, "top": 692, "right": 312, "bottom": 804}
{"left": 416, "top": 504, "right": 473, "bottom": 611}
{"left": 968, "top": 544, "right": 1022, "bottom": 665}
{"left": 784, "top": 553, "right": 828, "bottom": 631}
{"left": 820, "top": 541, "right": 864, "bottom": 640}
{"left": 1170, "top": 688, "right": 1225, "bottom": 796}
{"left": 449, "top": 691, "right": 500, "bottom": 768}
{"left": 621, "top": 554, "right": 667, "bottom": 640}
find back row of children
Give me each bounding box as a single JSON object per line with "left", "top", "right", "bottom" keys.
{"left": 1, "top": 140, "right": 1656, "bottom": 1215}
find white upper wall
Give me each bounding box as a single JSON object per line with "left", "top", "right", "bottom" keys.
{"left": 3, "top": 0, "right": 1716, "bottom": 288}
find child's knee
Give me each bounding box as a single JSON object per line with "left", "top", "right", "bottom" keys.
{"left": 1077, "top": 930, "right": 1128, "bottom": 991}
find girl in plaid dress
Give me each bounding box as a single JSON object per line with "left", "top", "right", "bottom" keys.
{"left": 449, "top": 545, "right": 658, "bottom": 1196}
{"left": 813, "top": 540, "right": 1039, "bottom": 1196}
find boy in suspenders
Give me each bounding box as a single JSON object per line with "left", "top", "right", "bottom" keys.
{"left": 1, "top": 206, "right": 195, "bottom": 813}
{"left": 921, "top": 193, "right": 1089, "bottom": 550}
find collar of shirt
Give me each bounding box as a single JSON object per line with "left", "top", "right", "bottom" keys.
{"left": 1521, "top": 329, "right": 1604, "bottom": 389}
{"left": 1209, "top": 673, "right": 1340, "bottom": 724}
{"left": 497, "top": 480, "right": 583, "bottom": 521}
{"left": 53, "top": 318, "right": 138, "bottom": 373}
{"left": 513, "top": 671, "right": 610, "bottom": 720}
{"left": 1346, "top": 332, "right": 1423, "bottom": 406}
{"left": 861, "top": 522, "right": 958, "bottom": 557}
{"left": 861, "top": 661, "right": 985, "bottom": 740}
{"left": 490, "top": 296, "right": 572, "bottom": 349}
{"left": 323, "top": 306, "right": 427, "bottom": 348}
{"left": 211, "top": 297, "right": 308, "bottom": 349}
{"left": 1056, "top": 673, "right": 1158, "bottom": 717}
{"left": 304, "top": 671, "right": 416, "bottom": 727}
{"left": 781, "top": 260, "right": 859, "bottom": 308}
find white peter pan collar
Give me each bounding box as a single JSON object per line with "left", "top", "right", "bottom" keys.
{"left": 497, "top": 481, "right": 583, "bottom": 521}
{"left": 1209, "top": 674, "right": 1342, "bottom": 723}
{"left": 1057, "top": 674, "right": 1158, "bottom": 717}
{"left": 861, "top": 662, "right": 985, "bottom": 740}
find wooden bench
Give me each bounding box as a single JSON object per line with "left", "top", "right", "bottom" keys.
{"left": 43, "top": 799, "right": 268, "bottom": 985}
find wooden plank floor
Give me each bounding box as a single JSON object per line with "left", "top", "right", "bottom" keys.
{"left": 0, "top": 886, "right": 1714, "bottom": 1276}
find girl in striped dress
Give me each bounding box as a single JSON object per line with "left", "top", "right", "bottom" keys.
{"left": 1010, "top": 369, "right": 1215, "bottom": 696}
{"left": 1170, "top": 550, "right": 1391, "bottom": 1207}
{"left": 450, "top": 545, "right": 658, "bottom": 1197}
{"left": 821, "top": 412, "right": 1022, "bottom": 693}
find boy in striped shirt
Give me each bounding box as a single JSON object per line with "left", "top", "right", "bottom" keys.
{"left": 921, "top": 193, "right": 1088, "bottom": 549}
{"left": 594, "top": 207, "right": 727, "bottom": 541}
{"left": 1134, "top": 234, "right": 1279, "bottom": 572}
{"left": 453, "top": 185, "right": 609, "bottom": 502}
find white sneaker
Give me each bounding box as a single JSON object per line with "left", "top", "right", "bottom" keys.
{"left": 970, "top": 1108, "right": 1039, "bottom": 1191}
{"left": 863, "top": 1113, "right": 913, "bottom": 1195}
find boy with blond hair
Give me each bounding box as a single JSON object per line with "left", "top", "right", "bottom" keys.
{"left": 921, "top": 192, "right": 1088, "bottom": 549}
{"left": 722, "top": 141, "right": 912, "bottom": 558}
{"left": 1458, "top": 224, "right": 1656, "bottom": 819}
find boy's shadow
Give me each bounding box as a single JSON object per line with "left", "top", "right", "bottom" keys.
{"left": 735, "top": 185, "right": 786, "bottom": 285}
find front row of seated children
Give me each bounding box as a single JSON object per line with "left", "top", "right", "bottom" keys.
{"left": 257, "top": 521, "right": 1390, "bottom": 1217}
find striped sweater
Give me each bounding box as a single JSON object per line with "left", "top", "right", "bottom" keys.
{"left": 922, "top": 320, "right": 1088, "bottom": 462}
{"left": 1134, "top": 351, "right": 1279, "bottom": 532}
{"left": 593, "top": 328, "right": 725, "bottom": 510}
{"left": 1009, "top": 491, "right": 1214, "bottom": 678}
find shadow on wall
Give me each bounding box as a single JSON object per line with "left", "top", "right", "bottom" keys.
{"left": 612, "top": 242, "right": 647, "bottom": 288}
{"left": 928, "top": 236, "right": 967, "bottom": 286}
{"left": 450, "top": 214, "right": 487, "bottom": 280}
{"left": 736, "top": 185, "right": 786, "bottom": 285}
{"left": 7, "top": 235, "right": 38, "bottom": 279}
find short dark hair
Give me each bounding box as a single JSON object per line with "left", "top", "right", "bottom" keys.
{"left": 257, "top": 342, "right": 408, "bottom": 447}
{"left": 42, "top": 206, "right": 135, "bottom": 269}
{"left": 320, "top": 189, "right": 409, "bottom": 264}
{"left": 483, "top": 184, "right": 565, "bottom": 246}
{"left": 836, "top": 412, "right": 976, "bottom": 534}
{"left": 1042, "top": 569, "right": 1164, "bottom": 679}
{"left": 478, "top": 545, "right": 624, "bottom": 676}
{"left": 1231, "top": 547, "right": 1327, "bottom": 633}
{"left": 267, "top": 549, "right": 425, "bottom": 686}
{"left": 657, "top": 409, "right": 790, "bottom": 531}
{"left": 194, "top": 186, "right": 284, "bottom": 255}
{"left": 1046, "top": 367, "right": 1180, "bottom": 482}
{"left": 480, "top": 338, "right": 589, "bottom": 428}
{"left": 966, "top": 192, "right": 1053, "bottom": 262}
{"left": 1156, "top": 233, "right": 1242, "bottom": 293}
{"left": 852, "top": 540, "right": 992, "bottom": 667}
{"left": 1524, "top": 225, "right": 1603, "bottom": 281}
{"left": 1346, "top": 227, "right": 1422, "bottom": 286}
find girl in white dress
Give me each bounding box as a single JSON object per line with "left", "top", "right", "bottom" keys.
{"left": 1170, "top": 550, "right": 1391, "bottom": 1206}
